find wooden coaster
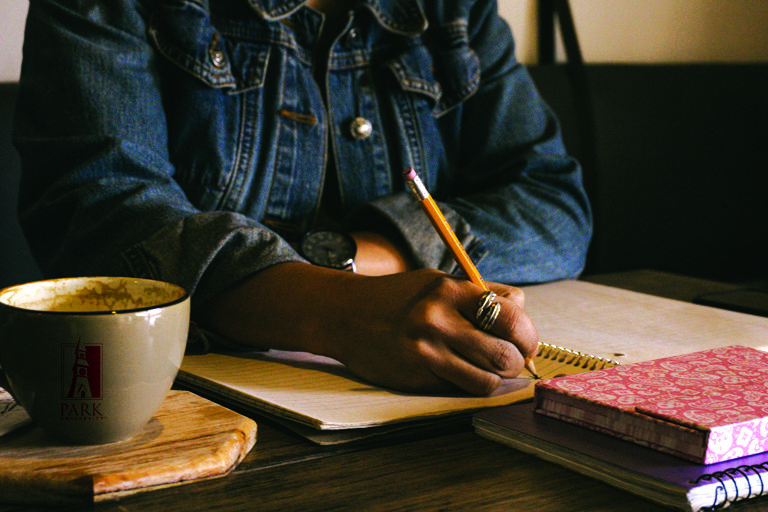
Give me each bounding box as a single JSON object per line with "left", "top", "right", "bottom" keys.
{"left": 0, "top": 391, "right": 257, "bottom": 504}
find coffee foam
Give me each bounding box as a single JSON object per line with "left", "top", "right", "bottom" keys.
{"left": 0, "top": 278, "right": 186, "bottom": 313}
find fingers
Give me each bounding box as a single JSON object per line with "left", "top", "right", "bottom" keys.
{"left": 490, "top": 283, "right": 526, "bottom": 308}
{"left": 429, "top": 350, "right": 504, "bottom": 396}
{"left": 417, "top": 280, "right": 540, "bottom": 393}
{"left": 412, "top": 302, "right": 524, "bottom": 393}
{"left": 446, "top": 329, "right": 527, "bottom": 382}
{"left": 332, "top": 270, "right": 539, "bottom": 396}
{"left": 455, "top": 284, "right": 539, "bottom": 365}
{"left": 483, "top": 289, "right": 539, "bottom": 362}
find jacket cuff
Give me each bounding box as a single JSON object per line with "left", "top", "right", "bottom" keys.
{"left": 121, "top": 211, "right": 306, "bottom": 306}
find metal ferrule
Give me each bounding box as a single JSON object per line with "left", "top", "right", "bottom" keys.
{"left": 406, "top": 175, "right": 429, "bottom": 201}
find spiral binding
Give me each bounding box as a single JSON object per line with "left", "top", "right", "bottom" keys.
{"left": 536, "top": 342, "right": 621, "bottom": 370}
{"left": 695, "top": 463, "right": 768, "bottom": 510}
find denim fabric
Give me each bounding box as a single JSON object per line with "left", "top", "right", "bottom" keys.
{"left": 15, "top": 0, "right": 591, "bottom": 306}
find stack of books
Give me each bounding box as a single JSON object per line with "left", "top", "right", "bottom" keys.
{"left": 475, "top": 345, "right": 768, "bottom": 511}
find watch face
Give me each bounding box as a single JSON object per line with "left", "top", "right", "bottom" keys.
{"left": 300, "top": 231, "right": 357, "bottom": 270}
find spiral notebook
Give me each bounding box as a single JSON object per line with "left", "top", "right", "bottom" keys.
{"left": 177, "top": 342, "right": 617, "bottom": 444}
{"left": 474, "top": 402, "right": 768, "bottom": 511}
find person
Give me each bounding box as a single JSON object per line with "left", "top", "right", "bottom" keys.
{"left": 14, "top": 0, "right": 591, "bottom": 395}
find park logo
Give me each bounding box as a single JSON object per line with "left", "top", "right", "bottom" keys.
{"left": 61, "top": 338, "right": 105, "bottom": 419}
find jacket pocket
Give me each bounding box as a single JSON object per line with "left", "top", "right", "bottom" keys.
{"left": 386, "top": 20, "right": 480, "bottom": 116}
{"left": 148, "top": 0, "right": 270, "bottom": 93}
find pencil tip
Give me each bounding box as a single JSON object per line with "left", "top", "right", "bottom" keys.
{"left": 524, "top": 359, "right": 540, "bottom": 380}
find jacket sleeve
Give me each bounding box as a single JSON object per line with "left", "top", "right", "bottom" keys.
{"left": 14, "top": 0, "right": 304, "bottom": 307}
{"left": 355, "top": 0, "right": 592, "bottom": 285}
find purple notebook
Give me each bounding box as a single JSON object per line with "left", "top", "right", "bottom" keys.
{"left": 473, "top": 402, "right": 768, "bottom": 512}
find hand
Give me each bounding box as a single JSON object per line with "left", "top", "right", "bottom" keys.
{"left": 325, "top": 268, "right": 539, "bottom": 395}
{"left": 198, "top": 263, "right": 539, "bottom": 395}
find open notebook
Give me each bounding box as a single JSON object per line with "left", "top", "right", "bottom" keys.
{"left": 177, "top": 280, "right": 768, "bottom": 444}
{"left": 178, "top": 342, "right": 614, "bottom": 443}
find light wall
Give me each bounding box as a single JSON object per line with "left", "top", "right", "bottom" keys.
{"left": 2, "top": 1, "right": 768, "bottom": 81}
{"left": 501, "top": 0, "right": 768, "bottom": 65}
{"left": 1, "top": 0, "right": 28, "bottom": 82}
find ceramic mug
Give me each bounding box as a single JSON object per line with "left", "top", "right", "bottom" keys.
{"left": 0, "top": 276, "right": 189, "bottom": 444}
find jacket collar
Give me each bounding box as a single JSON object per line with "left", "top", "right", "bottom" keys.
{"left": 247, "top": 0, "right": 427, "bottom": 35}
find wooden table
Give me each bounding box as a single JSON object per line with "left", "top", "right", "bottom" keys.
{"left": 3, "top": 270, "right": 767, "bottom": 511}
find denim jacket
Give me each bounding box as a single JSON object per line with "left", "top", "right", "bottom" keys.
{"left": 15, "top": 0, "right": 591, "bottom": 306}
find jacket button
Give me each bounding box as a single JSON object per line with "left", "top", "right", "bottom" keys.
{"left": 210, "top": 48, "right": 226, "bottom": 69}
{"left": 349, "top": 117, "right": 372, "bottom": 140}
{"left": 209, "top": 34, "right": 227, "bottom": 69}
{"left": 346, "top": 28, "right": 358, "bottom": 46}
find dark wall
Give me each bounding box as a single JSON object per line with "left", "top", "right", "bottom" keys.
{"left": 530, "top": 64, "right": 768, "bottom": 283}
{"left": 0, "top": 82, "right": 41, "bottom": 289}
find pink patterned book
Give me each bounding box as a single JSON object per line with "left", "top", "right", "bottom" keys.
{"left": 534, "top": 345, "right": 768, "bottom": 464}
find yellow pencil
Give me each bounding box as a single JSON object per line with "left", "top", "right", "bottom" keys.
{"left": 403, "top": 167, "right": 539, "bottom": 379}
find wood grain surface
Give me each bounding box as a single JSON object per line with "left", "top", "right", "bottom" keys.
{"left": 0, "top": 391, "right": 256, "bottom": 505}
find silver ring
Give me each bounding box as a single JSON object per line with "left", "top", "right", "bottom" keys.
{"left": 479, "top": 301, "right": 501, "bottom": 332}
{"left": 476, "top": 291, "right": 497, "bottom": 320}
{"left": 476, "top": 291, "right": 501, "bottom": 332}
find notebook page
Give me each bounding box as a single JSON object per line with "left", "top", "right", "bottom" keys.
{"left": 180, "top": 350, "right": 537, "bottom": 429}
{"left": 523, "top": 280, "right": 768, "bottom": 365}
{"left": 179, "top": 342, "right": 610, "bottom": 431}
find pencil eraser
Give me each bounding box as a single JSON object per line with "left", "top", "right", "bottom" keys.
{"left": 403, "top": 167, "right": 417, "bottom": 180}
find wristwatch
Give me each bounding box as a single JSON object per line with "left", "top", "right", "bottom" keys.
{"left": 299, "top": 230, "right": 357, "bottom": 272}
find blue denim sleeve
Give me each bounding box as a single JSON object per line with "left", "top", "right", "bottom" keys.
{"left": 355, "top": 1, "right": 591, "bottom": 285}
{"left": 13, "top": 0, "right": 304, "bottom": 305}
